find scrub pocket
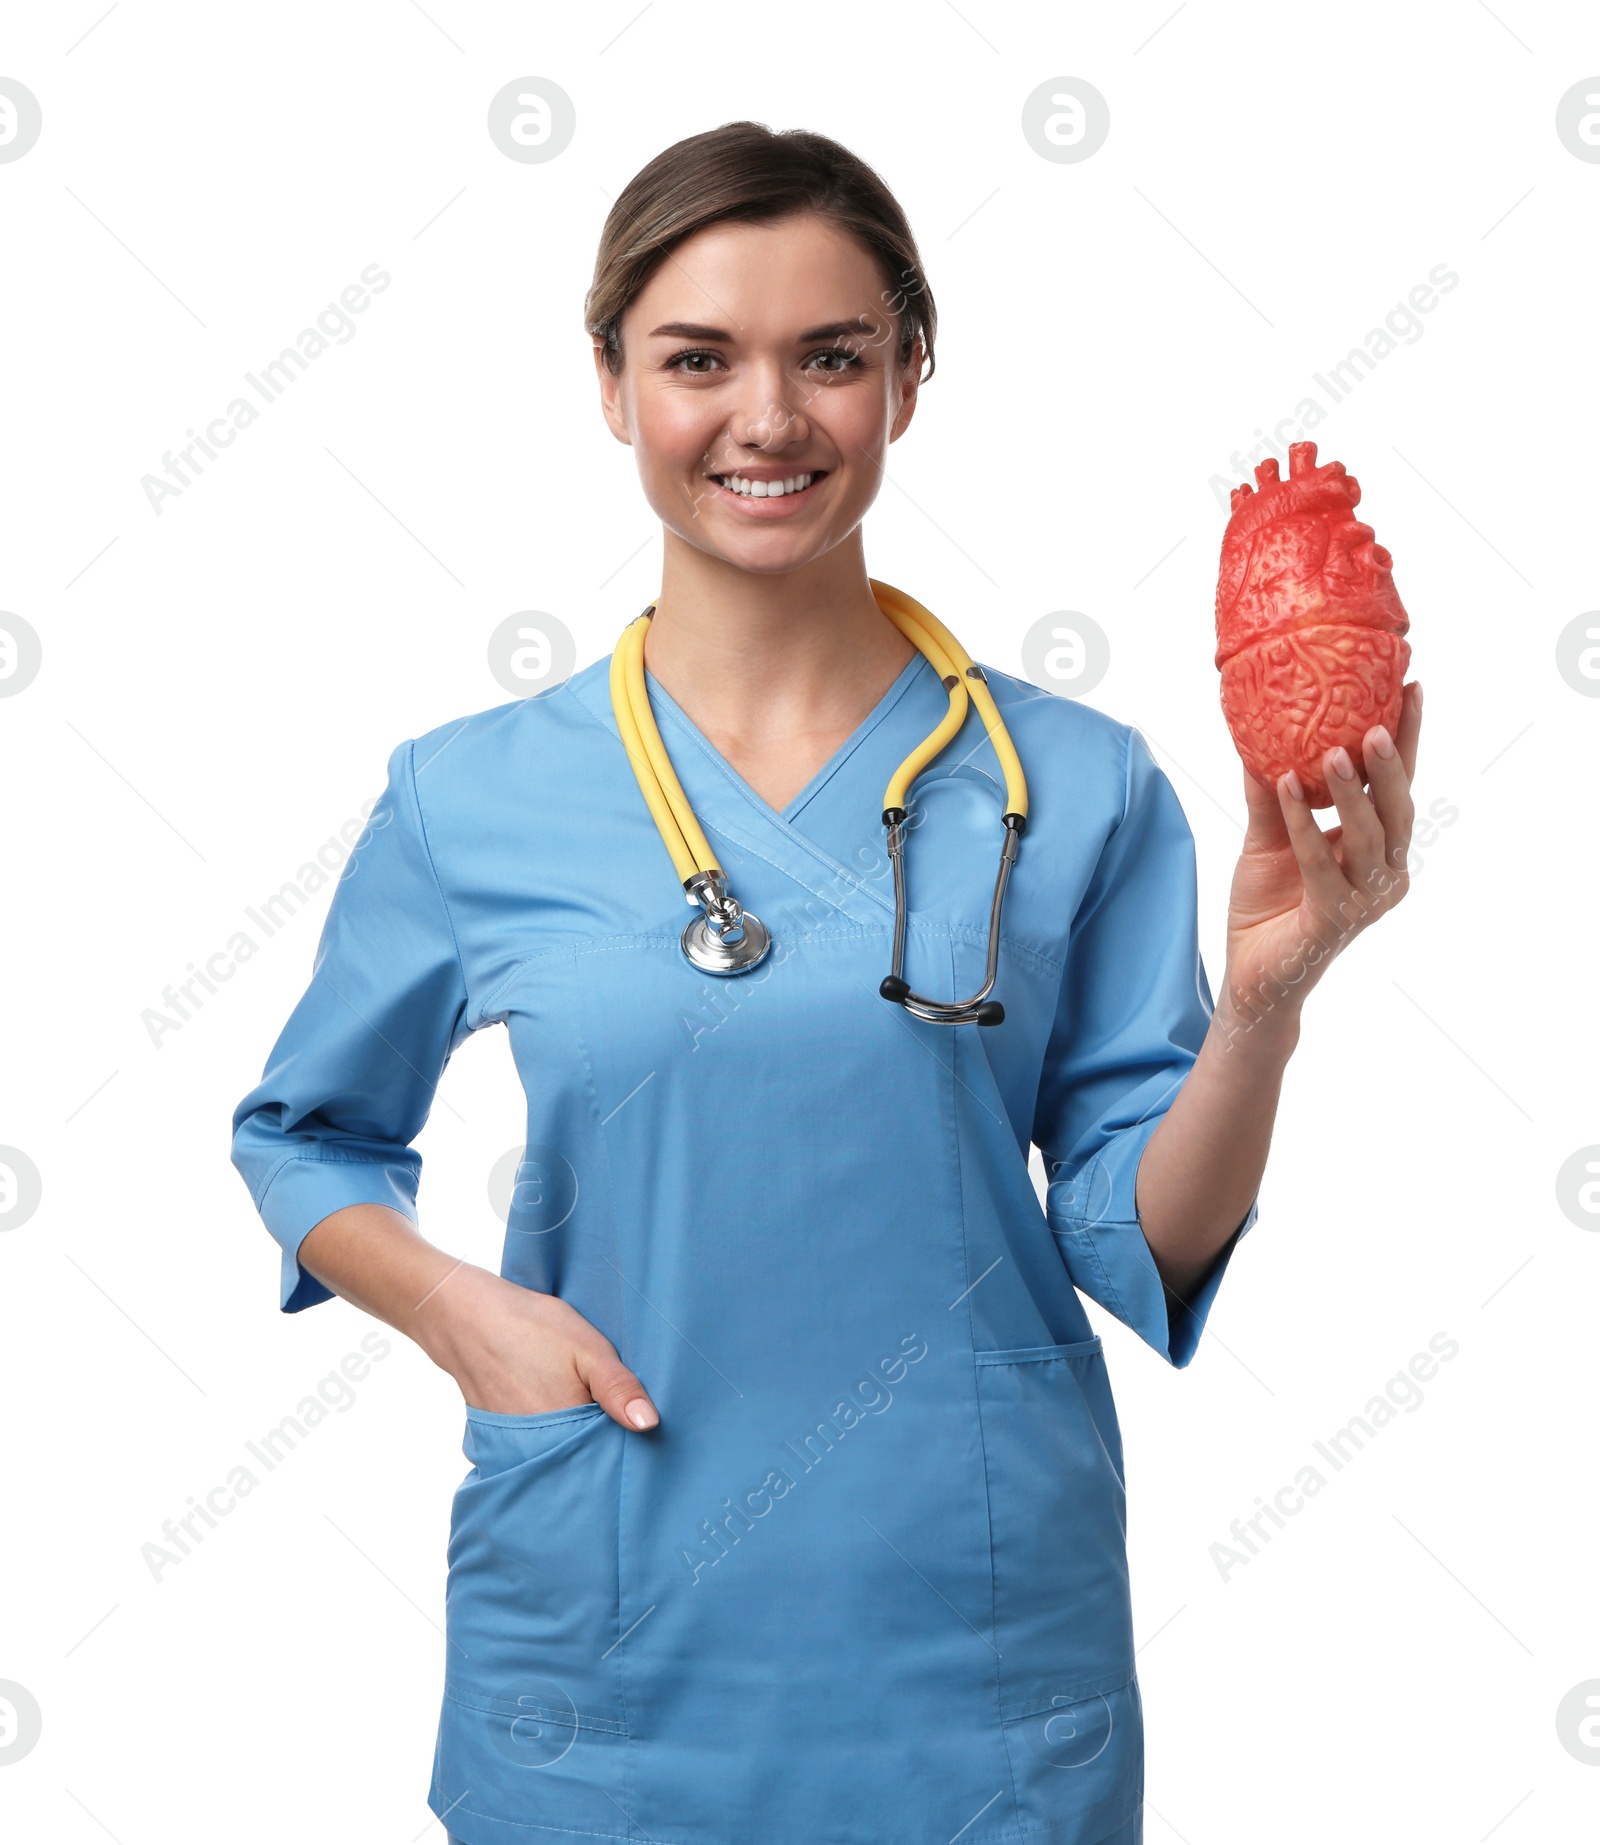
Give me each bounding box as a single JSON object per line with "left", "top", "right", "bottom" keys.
{"left": 975, "top": 1339, "right": 1143, "bottom": 1838}
{"left": 444, "top": 1399, "right": 629, "bottom": 1741}
{"left": 974, "top": 1338, "right": 1135, "bottom": 1715}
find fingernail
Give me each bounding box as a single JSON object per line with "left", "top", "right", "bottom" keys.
{"left": 1282, "top": 769, "right": 1303, "bottom": 802}
{"left": 1414, "top": 682, "right": 1424, "bottom": 711}
{"left": 625, "top": 1398, "right": 658, "bottom": 1429}
{"left": 1370, "top": 726, "right": 1395, "bottom": 761}
{"left": 1328, "top": 747, "right": 1356, "bottom": 781}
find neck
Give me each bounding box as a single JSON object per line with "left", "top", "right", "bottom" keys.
{"left": 640, "top": 528, "right": 917, "bottom": 752}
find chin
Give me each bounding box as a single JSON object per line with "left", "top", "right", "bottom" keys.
{"left": 662, "top": 519, "right": 832, "bottom": 576}
{"left": 722, "top": 533, "right": 840, "bottom": 575}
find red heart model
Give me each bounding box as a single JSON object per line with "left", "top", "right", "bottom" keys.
{"left": 1214, "top": 441, "right": 1411, "bottom": 808}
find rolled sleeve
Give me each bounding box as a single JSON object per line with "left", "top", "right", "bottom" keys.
{"left": 1034, "top": 726, "right": 1257, "bottom": 1368}
{"left": 229, "top": 739, "right": 474, "bottom": 1312}
{"left": 252, "top": 1151, "right": 427, "bottom": 1313}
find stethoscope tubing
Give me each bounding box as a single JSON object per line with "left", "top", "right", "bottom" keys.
{"left": 609, "top": 581, "right": 1030, "bottom": 1018}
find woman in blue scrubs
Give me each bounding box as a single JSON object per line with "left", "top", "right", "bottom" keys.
{"left": 231, "top": 123, "right": 1421, "bottom": 1844}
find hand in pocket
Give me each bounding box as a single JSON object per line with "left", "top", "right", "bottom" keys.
{"left": 428, "top": 1264, "right": 659, "bottom": 1430}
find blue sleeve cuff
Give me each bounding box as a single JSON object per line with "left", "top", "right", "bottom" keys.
{"left": 255, "top": 1152, "right": 421, "bottom": 1313}
{"left": 1046, "top": 1110, "right": 1258, "bottom": 1368}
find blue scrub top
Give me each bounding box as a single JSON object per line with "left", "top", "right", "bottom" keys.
{"left": 231, "top": 643, "right": 1257, "bottom": 1845}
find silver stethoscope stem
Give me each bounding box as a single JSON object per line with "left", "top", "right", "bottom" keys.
{"left": 879, "top": 811, "right": 1024, "bottom": 1027}
{"left": 680, "top": 869, "right": 771, "bottom": 976}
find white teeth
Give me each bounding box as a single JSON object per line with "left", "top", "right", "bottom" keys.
{"left": 718, "top": 472, "right": 813, "bottom": 497}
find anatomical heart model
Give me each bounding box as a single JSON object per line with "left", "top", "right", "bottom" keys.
{"left": 1214, "top": 441, "right": 1411, "bottom": 808}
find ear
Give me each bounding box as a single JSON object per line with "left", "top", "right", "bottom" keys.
{"left": 887, "top": 336, "right": 924, "bottom": 445}
{"left": 593, "top": 341, "right": 633, "bottom": 447}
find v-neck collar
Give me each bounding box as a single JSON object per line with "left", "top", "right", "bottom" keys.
{"left": 565, "top": 642, "right": 939, "bottom": 926}
{"left": 642, "top": 648, "right": 933, "bottom": 828}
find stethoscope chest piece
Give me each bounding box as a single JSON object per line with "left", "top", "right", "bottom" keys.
{"left": 679, "top": 868, "right": 770, "bottom": 976}
{"left": 681, "top": 906, "right": 771, "bottom": 976}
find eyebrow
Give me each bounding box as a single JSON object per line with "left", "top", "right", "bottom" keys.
{"left": 647, "top": 318, "right": 879, "bottom": 344}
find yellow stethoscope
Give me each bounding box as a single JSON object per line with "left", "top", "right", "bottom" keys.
{"left": 609, "top": 579, "right": 1030, "bottom": 1026}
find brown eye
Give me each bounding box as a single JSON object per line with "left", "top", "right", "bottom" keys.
{"left": 807, "top": 348, "right": 865, "bottom": 375}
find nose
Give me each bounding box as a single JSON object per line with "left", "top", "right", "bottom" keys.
{"left": 728, "top": 356, "right": 812, "bottom": 454}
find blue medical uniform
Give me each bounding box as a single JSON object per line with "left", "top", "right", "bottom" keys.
{"left": 230, "top": 643, "right": 1256, "bottom": 1845}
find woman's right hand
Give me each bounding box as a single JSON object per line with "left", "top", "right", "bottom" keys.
{"left": 293, "top": 1207, "right": 660, "bottom": 1432}
{"left": 421, "top": 1262, "right": 660, "bottom": 1431}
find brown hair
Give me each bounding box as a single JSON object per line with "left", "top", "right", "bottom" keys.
{"left": 584, "top": 121, "right": 937, "bottom": 382}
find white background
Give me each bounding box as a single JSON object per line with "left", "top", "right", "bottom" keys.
{"left": 2, "top": 1, "right": 1596, "bottom": 1839}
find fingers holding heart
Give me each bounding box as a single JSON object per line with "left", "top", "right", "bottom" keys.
{"left": 1274, "top": 769, "right": 1360, "bottom": 944}
{"left": 1321, "top": 743, "right": 1390, "bottom": 900}
{"left": 1361, "top": 680, "right": 1421, "bottom": 893}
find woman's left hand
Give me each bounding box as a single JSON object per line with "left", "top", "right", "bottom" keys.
{"left": 1218, "top": 680, "right": 1423, "bottom": 1038}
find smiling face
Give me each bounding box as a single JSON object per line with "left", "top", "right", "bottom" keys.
{"left": 594, "top": 211, "right": 923, "bottom": 577}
